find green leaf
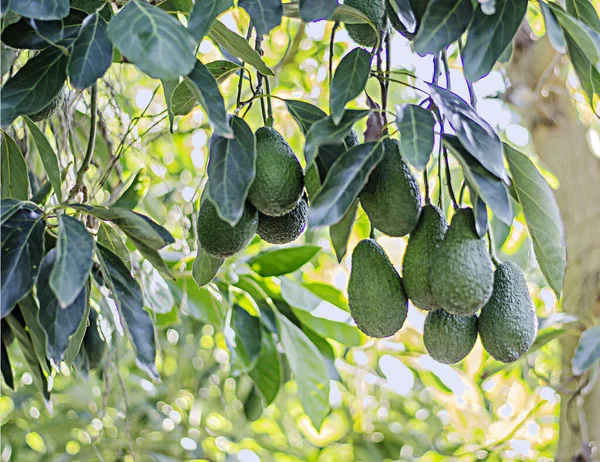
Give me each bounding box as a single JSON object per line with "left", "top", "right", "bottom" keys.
{"left": 162, "top": 78, "right": 178, "bottom": 132}
{"left": 239, "top": 0, "right": 282, "bottom": 36}
{"left": 567, "top": 0, "right": 600, "bottom": 31}
{"left": 97, "top": 222, "right": 131, "bottom": 269}
{"left": 2, "top": 17, "right": 62, "bottom": 50}
{"left": 462, "top": 0, "right": 527, "bottom": 81}
{"left": 330, "top": 48, "right": 371, "bottom": 125}
{"left": 302, "top": 282, "right": 349, "bottom": 312}
{"left": 1, "top": 203, "right": 45, "bottom": 317}
{"left": 1, "top": 198, "right": 26, "bottom": 226}
{"left": 329, "top": 200, "right": 357, "bottom": 262}
{"left": 299, "top": 0, "right": 338, "bottom": 22}
{"left": 388, "top": 0, "right": 417, "bottom": 34}
{"left": 23, "top": 117, "right": 62, "bottom": 202}
{"left": 303, "top": 327, "right": 340, "bottom": 381}
{"left": 192, "top": 247, "right": 224, "bottom": 287}
{"left": 112, "top": 167, "right": 149, "bottom": 209}
{"left": 471, "top": 190, "right": 488, "bottom": 239}
{"left": 38, "top": 249, "right": 90, "bottom": 364}
{"left": 18, "top": 295, "right": 51, "bottom": 375}
{"left": 285, "top": 99, "right": 327, "bottom": 134}
{"left": 207, "top": 115, "right": 256, "bottom": 225}
{"left": 430, "top": 85, "right": 508, "bottom": 182}
{"left": 208, "top": 20, "right": 274, "bottom": 76}
{"left": 188, "top": 0, "right": 233, "bottom": 40}
{"left": 170, "top": 80, "right": 196, "bottom": 116}
{"left": 277, "top": 313, "right": 330, "bottom": 429}
{"left": 566, "top": 35, "right": 600, "bottom": 104}
{"left": 413, "top": 0, "right": 473, "bottom": 55}
{"left": 206, "top": 60, "right": 242, "bottom": 83}
{"left": 107, "top": 0, "right": 196, "bottom": 80}
{"left": 249, "top": 327, "right": 282, "bottom": 405}
{"left": 540, "top": 1, "right": 567, "bottom": 53}
{"left": 309, "top": 141, "right": 384, "bottom": 228}
{"left": 504, "top": 145, "right": 566, "bottom": 296}
{"left": 229, "top": 305, "right": 262, "bottom": 372}
{"left": 96, "top": 243, "right": 158, "bottom": 379}
{"left": 68, "top": 13, "right": 112, "bottom": 89}
{"left": 304, "top": 109, "right": 370, "bottom": 167}
{"left": 395, "top": 104, "right": 435, "bottom": 170}
{"left": 173, "top": 278, "right": 226, "bottom": 326}
{"left": 83, "top": 308, "right": 107, "bottom": 369}
{"left": 158, "top": 0, "right": 193, "bottom": 13}
{"left": 9, "top": 0, "right": 69, "bottom": 20}
{"left": 248, "top": 245, "right": 321, "bottom": 277}
{"left": 0, "top": 47, "right": 67, "bottom": 127}
{"left": 1, "top": 45, "right": 18, "bottom": 77}
{"left": 50, "top": 215, "right": 94, "bottom": 307}
{"left": 1, "top": 336, "right": 14, "bottom": 389}
{"left": 184, "top": 59, "right": 233, "bottom": 138}
{"left": 550, "top": 3, "right": 600, "bottom": 64}
{"left": 140, "top": 263, "right": 174, "bottom": 314}
{"left": 129, "top": 236, "right": 174, "bottom": 279}
{"left": 572, "top": 325, "right": 600, "bottom": 375}
{"left": 1, "top": 132, "right": 29, "bottom": 200}
{"left": 62, "top": 293, "right": 91, "bottom": 366}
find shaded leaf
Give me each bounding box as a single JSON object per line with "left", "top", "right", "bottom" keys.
{"left": 62, "top": 293, "right": 92, "bottom": 366}
{"left": 9, "top": 0, "right": 69, "bottom": 20}
{"left": 112, "top": 167, "right": 149, "bottom": 209}
{"left": 388, "top": 0, "right": 417, "bottom": 34}
{"left": 395, "top": 104, "right": 435, "bottom": 170}
{"left": 130, "top": 236, "right": 174, "bottom": 279}
{"left": 97, "top": 222, "right": 131, "bottom": 269}
{"left": 162, "top": 78, "right": 179, "bottom": 132}
{"left": 471, "top": 189, "right": 488, "bottom": 239}
{"left": 188, "top": 0, "right": 233, "bottom": 40}
{"left": 83, "top": 308, "right": 107, "bottom": 369}
{"left": 330, "top": 48, "right": 371, "bottom": 125}
{"left": 566, "top": 35, "right": 600, "bottom": 105}
{"left": 1, "top": 336, "right": 13, "bottom": 389}
{"left": 192, "top": 247, "right": 224, "bottom": 287}
{"left": 550, "top": 3, "right": 600, "bottom": 64}
{"left": 413, "top": 0, "right": 473, "bottom": 55}
{"left": 285, "top": 99, "right": 327, "bottom": 134}
{"left": 300, "top": 0, "right": 338, "bottom": 22}
{"left": 229, "top": 305, "right": 262, "bottom": 372}
{"left": 1, "top": 46, "right": 17, "bottom": 76}
{"left": 206, "top": 59, "right": 242, "bottom": 83}
{"left": 171, "top": 80, "right": 196, "bottom": 116}
{"left": 239, "top": 0, "right": 282, "bottom": 36}
{"left": 1, "top": 198, "right": 26, "bottom": 226}
{"left": 249, "top": 327, "right": 282, "bottom": 405}
{"left": 572, "top": 325, "right": 600, "bottom": 375}
{"left": 17, "top": 296, "right": 50, "bottom": 375}
{"left": 329, "top": 199, "right": 358, "bottom": 262}
{"left": 2, "top": 17, "right": 65, "bottom": 50}
{"left": 249, "top": 245, "right": 320, "bottom": 277}
{"left": 1, "top": 132, "right": 29, "bottom": 200}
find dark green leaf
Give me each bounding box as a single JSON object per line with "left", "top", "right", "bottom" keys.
{"left": 1, "top": 203, "right": 45, "bottom": 317}
{"left": 239, "top": 0, "right": 282, "bottom": 36}
{"left": 329, "top": 199, "right": 357, "bottom": 262}
{"left": 430, "top": 85, "right": 508, "bottom": 182}
{"left": 207, "top": 115, "right": 256, "bottom": 224}
{"left": 330, "top": 48, "right": 371, "bottom": 125}
{"left": 192, "top": 246, "right": 224, "bottom": 287}
{"left": 68, "top": 13, "right": 112, "bottom": 89}
{"left": 572, "top": 325, "right": 600, "bottom": 375}
{"left": 158, "top": 0, "right": 193, "bottom": 13}
{"left": 567, "top": 0, "right": 600, "bottom": 30}
{"left": 1, "top": 132, "right": 29, "bottom": 200}
{"left": 249, "top": 327, "right": 282, "bottom": 405}
{"left": 129, "top": 236, "right": 174, "bottom": 280}
{"left": 229, "top": 305, "right": 262, "bottom": 372}
{"left": 184, "top": 59, "right": 233, "bottom": 138}
{"left": 471, "top": 189, "right": 488, "bottom": 239}
{"left": 188, "top": 0, "right": 232, "bottom": 40}
{"left": 83, "top": 308, "right": 107, "bottom": 369}
{"left": 1, "top": 336, "right": 13, "bottom": 389}
{"left": 504, "top": 144, "right": 566, "bottom": 295}
{"left": 309, "top": 141, "right": 384, "bottom": 228}
{"left": 162, "top": 78, "right": 178, "bottom": 132}
{"left": 96, "top": 243, "right": 158, "bottom": 379}
{"left": 550, "top": 3, "right": 600, "bottom": 64}
{"left": 388, "top": 0, "right": 417, "bottom": 33}
{"left": 97, "top": 222, "right": 131, "bottom": 269}
{"left": 170, "top": 80, "right": 196, "bottom": 116}
{"left": 50, "top": 215, "right": 94, "bottom": 307}
{"left": 206, "top": 60, "right": 242, "bottom": 83}
{"left": 283, "top": 2, "right": 378, "bottom": 30}
{"left": 9, "top": 0, "right": 69, "bottom": 20}
{"left": 62, "top": 291, "right": 91, "bottom": 366}
{"left": 0, "top": 47, "right": 67, "bottom": 127}
{"left": 248, "top": 245, "right": 320, "bottom": 277}
{"left": 299, "top": 0, "right": 338, "bottom": 22}
{"left": 566, "top": 35, "right": 600, "bottom": 104}
{"left": 395, "top": 104, "right": 435, "bottom": 170}
{"left": 112, "top": 167, "right": 149, "bottom": 209}
{"left": 2, "top": 17, "right": 62, "bottom": 49}
{"left": 1, "top": 198, "right": 26, "bottom": 225}
{"left": 17, "top": 295, "right": 50, "bottom": 375}
{"left": 285, "top": 99, "right": 327, "bottom": 134}
{"left": 413, "top": 0, "right": 473, "bottom": 55}
{"left": 540, "top": 1, "right": 567, "bottom": 53}
{"left": 107, "top": 0, "right": 196, "bottom": 80}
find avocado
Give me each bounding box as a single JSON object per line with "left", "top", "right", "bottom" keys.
{"left": 423, "top": 309, "right": 478, "bottom": 364}
{"left": 28, "top": 87, "right": 65, "bottom": 122}
{"left": 258, "top": 196, "right": 308, "bottom": 244}
{"left": 360, "top": 138, "right": 422, "bottom": 237}
{"left": 317, "top": 130, "right": 360, "bottom": 181}
{"left": 402, "top": 204, "right": 447, "bottom": 310}
{"left": 479, "top": 261, "right": 537, "bottom": 363}
{"left": 348, "top": 239, "right": 408, "bottom": 338}
{"left": 248, "top": 126, "right": 304, "bottom": 217}
{"left": 345, "top": 0, "right": 386, "bottom": 47}
{"left": 198, "top": 197, "right": 258, "bottom": 258}
{"left": 429, "top": 208, "right": 493, "bottom": 315}
{"left": 385, "top": 0, "right": 429, "bottom": 39}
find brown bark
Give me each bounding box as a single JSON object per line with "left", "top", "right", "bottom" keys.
{"left": 505, "top": 26, "right": 600, "bottom": 461}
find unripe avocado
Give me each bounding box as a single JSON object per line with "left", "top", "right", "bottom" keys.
{"left": 385, "top": 0, "right": 429, "bottom": 39}
{"left": 348, "top": 239, "right": 408, "bottom": 338}
{"left": 360, "top": 138, "right": 421, "bottom": 237}
{"left": 28, "top": 88, "right": 65, "bottom": 122}
{"left": 402, "top": 204, "right": 447, "bottom": 310}
{"left": 479, "top": 262, "right": 537, "bottom": 363}
{"left": 429, "top": 208, "right": 493, "bottom": 315}
{"left": 248, "top": 126, "right": 304, "bottom": 217}
{"left": 198, "top": 198, "right": 258, "bottom": 258}
{"left": 257, "top": 196, "right": 308, "bottom": 244}
{"left": 345, "top": 0, "right": 386, "bottom": 47}
{"left": 317, "top": 130, "right": 359, "bottom": 180}
{"left": 423, "top": 309, "right": 478, "bottom": 364}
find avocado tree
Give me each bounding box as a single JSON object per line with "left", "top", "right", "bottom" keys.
{"left": 1, "top": 0, "right": 599, "bottom": 459}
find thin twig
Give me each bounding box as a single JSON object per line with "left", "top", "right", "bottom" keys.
{"left": 458, "top": 181, "right": 467, "bottom": 205}
{"left": 441, "top": 49, "right": 451, "bottom": 91}
{"left": 423, "top": 169, "right": 430, "bottom": 204}
{"left": 329, "top": 22, "right": 339, "bottom": 89}
{"left": 443, "top": 148, "right": 458, "bottom": 209}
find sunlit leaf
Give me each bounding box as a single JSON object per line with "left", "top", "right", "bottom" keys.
{"left": 248, "top": 245, "right": 320, "bottom": 277}
{"left": 413, "top": 0, "right": 473, "bottom": 55}
{"left": 192, "top": 247, "right": 224, "bottom": 288}
{"left": 1, "top": 132, "right": 29, "bottom": 200}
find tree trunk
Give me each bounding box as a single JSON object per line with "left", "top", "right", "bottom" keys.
{"left": 506, "top": 27, "right": 600, "bottom": 461}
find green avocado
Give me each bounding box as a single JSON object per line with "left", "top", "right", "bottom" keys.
{"left": 248, "top": 126, "right": 304, "bottom": 217}
{"left": 28, "top": 88, "right": 65, "bottom": 122}
{"left": 317, "top": 130, "right": 359, "bottom": 181}
{"left": 479, "top": 261, "right": 537, "bottom": 363}
{"left": 402, "top": 204, "right": 447, "bottom": 310}
{"left": 257, "top": 196, "right": 308, "bottom": 245}
{"left": 429, "top": 208, "right": 494, "bottom": 315}
{"left": 385, "top": 0, "right": 429, "bottom": 39}
{"left": 197, "top": 197, "right": 258, "bottom": 258}
{"left": 360, "top": 138, "right": 422, "bottom": 237}
{"left": 345, "top": 0, "right": 386, "bottom": 47}
{"left": 348, "top": 239, "right": 408, "bottom": 338}
{"left": 423, "top": 309, "right": 478, "bottom": 364}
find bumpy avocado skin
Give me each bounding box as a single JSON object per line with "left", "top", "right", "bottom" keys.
{"left": 28, "top": 88, "right": 65, "bottom": 122}
{"left": 248, "top": 127, "right": 304, "bottom": 217}
{"left": 348, "top": 239, "right": 408, "bottom": 338}
{"left": 423, "top": 309, "right": 478, "bottom": 364}
{"left": 479, "top": 262, "right": 537, "bottom": 363}
{"left": 429, "top": 208, "right": 493, "bottom": 315}
{"left": 402, "top": 204, "right": 447, "bottom": 310}
{"left": 317, "top": 130, "right": 359, "bottom": 180}
{"left": 360, "top": 138, "right": 422, "bottom": 237}
{"left": 257, "top": 196, "right": 308, "bottom": 245}
{"left": 198, "top": 199, "right": 258, "bottom": 258}
{"left": 345, "top": 0, "right": 386, "bottom": 47}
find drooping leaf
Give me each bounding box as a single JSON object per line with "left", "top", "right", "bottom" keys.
{"left": 248, "top": 245, "right": 321, "bottom": 277}
{"left": 23, "top": 117, "right": 62, "bottom": 202}
{"left": 112, "top": 167, "right": 149, "bottom": 209}
{"left": 62, "top": 293, "right": 91, "bottom": 366}
{"left": 229, "top": 305, "right": 262, "bottom": 372}
{"left": 97, "top": 222, "right": 131, "bottom": 269}
{"left": 388, "top": 0, "right": 417, "bottom": 34}
{"left": 566, "top": 35, "right": 600, "bottom": 104}
{"left": 171, "top": 80, "right": 196, "bottom": 116}
{"left": 140, "top": 263, "right": 174, "bottom": 314}
{"left": 50, "top": 215, "right": 94, "bottom": 307}
{"left": 303, "top": 327, "right": 340, "bottom": 381}
{"left": 567, "top": 0, "right": 600, "bottom": 31}
{"left": 395, "top": 104, "right": 435, "bottom": 170}
{"left": 249, "top": 327, "right": 282, "bottom": 405}
{"left": 130, "top": 236, "right": 174, "bottom": 279}
{"left": 1, "top": 203, "right": 45, "bottom": 317}
{"left": 162, "top": 78, "right": 179, "bottom": 132}
{"left": 1, "top": 132, "right": 29, "bottom": 200}
{"left": 309, "top": 141, "right": 384, "bottom": 228}
{"left": 188, "top": 0, "right": 233, "bottom": 40}
{"left": 206, "top": 115, "right": 256, "bottom": 225}
{"left": 299, "top": 0, "right": 338, "bottom": 22}
{"left": 471, "top": 189, "right": 488, "bottom": 239}
{"left": 1, "top": 336, "right": 13, "bottom": 389}
{"left": 192, "top": 247, "right": 224, "bottom": 287}
{"left": 17, "top": 295, "right": 50, "bottom": 375}
{"left": 285, "top": 99, "right": 327, "bottom": 134}
{"left": 329, "top": 199, "right": 357, "bottom": 262}
{"left": 572, "top": 325, "right": 600, "bottom": 375}
{"left": 1, "top": 46, "right": 18, "bottom": 77}
{"left": 9, "top": 0, "right": 69, "bottom": 20}
{"left": 82, "top": 308, "right": 107, "bottom": 369}
{"left": 68, "top": 13, "right": 113, "bottom": 89}
{"left": 413, "top": 0, "right": 474, "bottom": 55}
{"left": 239, "top": 0, "right": 282, "bottom": 36}
{"left": 330, "top": 48, "right": 371, "bottom": 125}
{"left": 540, "top": 0, "right": 567, "bottom": 53}
{"left": 107, "top": 0, "right": 196, "bottom": 80}
{"left": 504, "top": 144, "right": 566, "bottom": 296}
{"left": 462, "top": 0, "right": 527, "bottom": 81}
{"left": 550, "top": 3, "right": 600, "bottom": 65}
